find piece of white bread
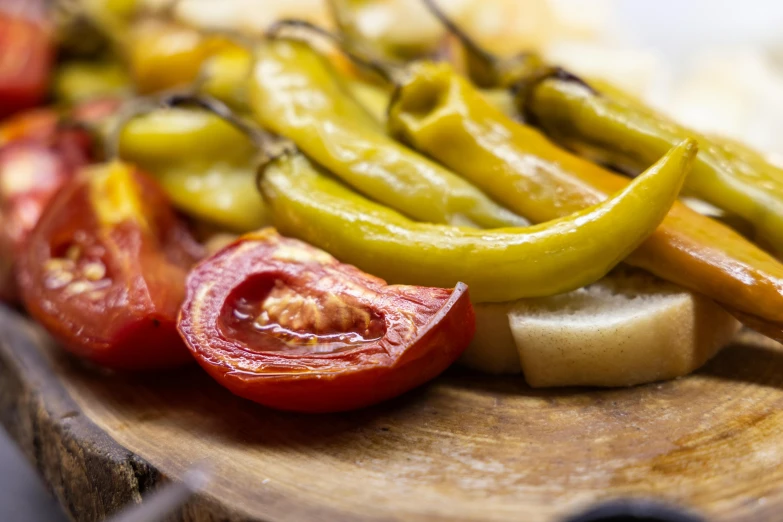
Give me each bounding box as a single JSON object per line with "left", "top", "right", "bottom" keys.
{"left": 461, "top": 268, "right": 741, "bottom": 387}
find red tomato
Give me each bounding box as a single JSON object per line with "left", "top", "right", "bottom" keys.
{"left": 0, "top": 98, "right": 123, "bottom": 301}
{"left": 0, "top": 7, "right": 53, "bottom": 118}
{"left": 178, "top": 229, "right": 475, "bottom": 412}
{"left": 0, "top": 140, "right": 73, "bottom": 301}
{"left": 18, "top": 161, "right": 203, "bottom": 369}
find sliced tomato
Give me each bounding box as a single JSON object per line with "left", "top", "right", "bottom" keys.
{"left": 18, "top": 161, "right": 203, "bottom": 369}
{"left": 178, "top": 229, "right": 475, "bottom": 413}
{"left": 0, "top": 98, "right": 121, "bottom": 302}
{"left": 0, "top": 5, "right": 53, "bottom": 118}
{"left": 0, "top": 140, "right": 74, "bottom": 301}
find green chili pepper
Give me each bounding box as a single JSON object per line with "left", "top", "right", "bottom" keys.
{"left": 344, "top": 78, "right": 393, "bottom": 125}
{"left": 259, "top": 139, "right": 695, "bottom": 303}
{"left": 386, "top": 61, "right": 783, "bottom": 336}
{"left": 522, "top": 76, "right": 783, "bottom": 254}
{"left": 199, "top": 46, "right": 253, "bottom": 110}
{"left": 198, "top": 42, "right": 393, "bottom": 126}
{"left": 248, "top": 38, "right": 527, "bottom": 228}
{"left": 119, "top": 107, "right": 269, "bottom": 232}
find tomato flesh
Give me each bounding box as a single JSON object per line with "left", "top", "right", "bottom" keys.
{"left": 178, "top": 228, "right": 475, "bottom": 413}
{"left": 19, "top": 162, "right": 203, "bottom": 369}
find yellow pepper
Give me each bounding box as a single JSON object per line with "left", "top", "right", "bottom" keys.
{"left": 259, "top": 140, "right": 695, "bottom": 302}
{"left": 249, "top": 38, "right": 526, "bottom": 228}
{"left": 53, "top": 61, "right": 131, "bottom": 105}
{"left": 127, "top": 19, "right": 239, "bottom": 95}
{"left": 524, "top": 77, "right": 783, "bottom": 255}
{"left": 119, "top": 107, "right": 268, "bottom": 232}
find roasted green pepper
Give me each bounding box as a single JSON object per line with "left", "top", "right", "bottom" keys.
{"left": 521, "top": 77, "right": 783, "bottom": 254}
{"left": 344, "top": 78, "right": 393, "bottom": 124}
{"left": 119, "top": 107, "right": 269, "bottom": 232}
{"left": 53, "top": 61, "right": 132, "bottom": 105}
{"left": 199, "top": 46, "right": 253, "bottom": 110}
{"left": 198, "top": 43, "right": 391, "bottom": 125}
{"left": 259, "top": 139, "right": 695, "bottom": 302}
{"left": 249, "top": 38, "right": 527, "bottom": 228}
{"left": 387, "top": 62, "right": 783, "bottom": 335}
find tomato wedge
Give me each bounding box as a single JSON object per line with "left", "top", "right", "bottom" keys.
{"left": 178, "top": 229, "right": 475, "bottom": 413}
{"left": 0, "top": 99, "right": 121, "bottom": 301}
{"left": 0, "top": 2, "right": 53, "bottom": 118}
{"left": 18, "top": 161, "right": 203, "bottom": 369}
{"left": 0, "top": 139, "right": 76, "bottom": 301}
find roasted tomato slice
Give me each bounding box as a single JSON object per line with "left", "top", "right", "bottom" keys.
{"left": 178, "top": 229, "right": 475, "bottom": 413}
{"left": 0, "top": 99, "right": 121, "bottom": 302}
{"left": 0, "top": 140, "right": 76, "bottom": 301}
{"left": 0, "top": 2, "right": 53, "bottom": 118}
{"left": 18, "top": 161, "right": 203, "bottom": 369}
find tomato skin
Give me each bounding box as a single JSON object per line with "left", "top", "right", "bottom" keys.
{"left": 0, "top": 11, "right": 53, "bottom": 118}
{"left": 18, "top": 162, "right": 203, "bottom": 370}
{"left": 0, "top": 142, "right": 71, "bottom": 301}
{"left": 0, "top": 97, "right": 124, "bottom": 301}
{"left": 178, "top": 229, "right": 475, "bottom": 413}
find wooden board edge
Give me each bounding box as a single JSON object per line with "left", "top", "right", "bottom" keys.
{"left": 0, "top": 307, "right": 250, "bottom": 522}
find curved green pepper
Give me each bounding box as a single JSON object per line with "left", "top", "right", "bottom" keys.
{"left": 522, "top": 75, "right": 783, "bottom": 255}
{"left": 249, "top": 38, "right": 527, "bottom": 228}
{"left": 386, "top": 62, "right": 783, "bottom": 335}
{"left": 259, "top": 140, "right": 694, "bottom": 303}
{"left": 119, "top": 107, "right": 269, "bottom": 232}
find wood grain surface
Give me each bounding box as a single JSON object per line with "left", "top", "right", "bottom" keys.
{"left": 2, "top": 304, "right": 783, "bottom": 522}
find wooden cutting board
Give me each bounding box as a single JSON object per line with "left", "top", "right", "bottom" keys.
{"left": 2, "top": 304, "right": 783, "bottom": 522}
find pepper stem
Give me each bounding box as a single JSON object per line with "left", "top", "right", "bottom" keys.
{"left": 421, "top": 0, "right": 497, "bottom": 67}
{"left": 421, "top": 0, "right": 510, "bottom": 88}
{"left": 420, "top": 0, "right": 596, "bottom": 116}
{"left": 266, "top": 19, "right": 406, "bottom": 85}
{"left": 511, "top": 66, "right": 597, "bottom": 124}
